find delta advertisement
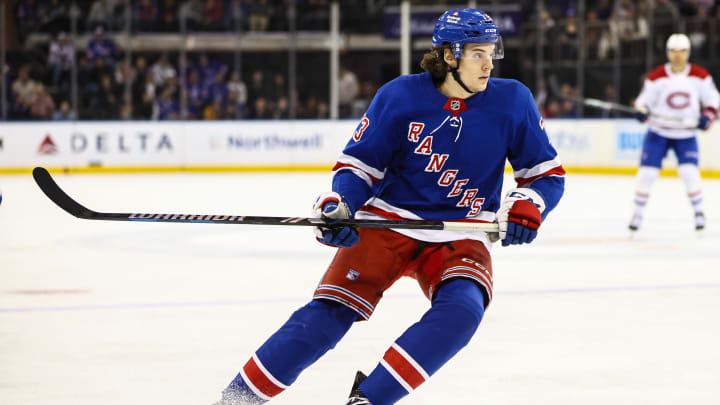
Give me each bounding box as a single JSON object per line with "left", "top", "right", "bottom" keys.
{"left": 0, "top": 121, "right": 355, "bottom": 171}
{"left": 0, "top": 120, "right": 719, "bottom": 173}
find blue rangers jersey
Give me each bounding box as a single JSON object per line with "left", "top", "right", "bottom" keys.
{"left": 332, "top": 72, "right": 565, "bottom": 248}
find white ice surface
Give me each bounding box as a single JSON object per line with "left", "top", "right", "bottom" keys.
{"left": 1, "top": 172, "right": 719, "bottom": 405}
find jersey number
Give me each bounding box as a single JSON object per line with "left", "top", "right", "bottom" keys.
{"left": 354, "top": 116, "right": 370, "bottom": 141}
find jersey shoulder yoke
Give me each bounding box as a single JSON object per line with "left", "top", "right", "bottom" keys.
{"left": 689, "top": 64, "right": 710, "bottom": 79}
{"left": 646, "top": 65, "right": 668, "bottom": 81}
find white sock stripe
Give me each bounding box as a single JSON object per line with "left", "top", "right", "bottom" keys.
{"left": 238, "top": 363, "right": 272, "bottom": 401}
{"left": 391, "top": 343, "right": 431, "bottom": 380}
{"left": 380, "top": 359, "right": 413, "bottom": 393}
{"left": 317, "top": 284, "right": 374, "bottom": 311}
{"left": 252, "top": 353, "right": 289, "bottom": 390}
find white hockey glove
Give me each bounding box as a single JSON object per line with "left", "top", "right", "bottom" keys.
{"left": 496, "top": 188, "right": 546, "bottom": 247}
{"left": 311, "top": 191, "right": 359, "bottom": 248}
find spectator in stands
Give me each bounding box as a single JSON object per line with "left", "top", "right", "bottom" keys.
{"left": 40, "top": 0, "right": 70, "bottom": 33}
{"left": 600, "top": 83, "right": 620, "bottom": 118}
{"left": 29, "top": 84, "right": 56, "bottom": 119}
{"left": 134, "top": 0, "right": 158, "bottom": 32}
{"left": 302, "top": 94, "right": 319, "bottom": 118}
{"left": 114, "top": 61, "right": 134, "bottom": 95}
{"left": 196, "top": 54, "right": 226, "bottom": 88}
{"left": 137, "top": 73, "right": 157, "bottom": 119}
{"left": 225, "top": 88, "right": 246, "bottom": 119}
{"left": 317, "top": 100, "right": 329, "bottom": 118}
{"left": 273, "top": 96, "right": 289, "bottom": 119}
{"left": 87, "top": 57, "right": 113, "bottom": 100}
{"left": 11, "top": 66, "right": 37, "bottom": 118}
{"left": 132, "top": 56, "right": 149, "bottom": 105}
{"left": 558, "top": 83, "right": 578, "bottom": 117}
{"left": 251, "top": 96, "right": 272, "bottom": 119}
{"left": 87, "top": 27, "right": 118, "bottom": 66}
{"left": 598, "top": 0, "right": 648, "bottom": 59}
{"left": 338, "top": 67, "right": 359, "bottom": 118}
{"left": 227, "top": 71, "right": 248, "bottom": 109}
{"left": 271, "top": 73, "right": 286, "bottom": 101}
{"left": 247, "top": 69, "right": 271, "bottom": 115}
{"left": 248, "top": 0, "right": 272, "bottom": 32}
{"left": 15, "top": 0, "right": 41, "bottom": 41}
{"left": 224, "top": 0, "right": 247, "bottom": 30}
{"left": 186, "top": 69, "right": 209, "bottom": 119}
{"left": 53, "top": 100, "right": 76, "bottom": 120}
{"left": 179, "top": 0, "right": 203, "bottom": 31}
{"left": 203, "top": 0, "right": 224, "bottom": 31}
{"left": 119, "top": 103, "right": 133, "bottom": 120}
{"left": 48, "top": 32, "right": 74, "bottom": 87}
{"left": 210, "top": 70, "right": 229, "bottom": 103}
{"left": 88, "top": 0, "right": 115, "bottom": 31}
{"left": 203, "top": 98, "right": 224, "bottom": 119}
{"left": 155, "top": 85, "right": 179, "bottom": 120}
{"left": 151, "top": 53, "right": 177, "bottom": 87}
{"left": 91, "top": 74, "right": 119, "bottom": 119}
{"left": 160, "top": 0, "right": 180, "bottom": 32}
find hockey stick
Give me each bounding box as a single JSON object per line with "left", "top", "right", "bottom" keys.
{"left": 547, "top": 75, "right": 698, "bottom": 126}
{"left": 32, "top": 167, "right": 499, "bottom": 233}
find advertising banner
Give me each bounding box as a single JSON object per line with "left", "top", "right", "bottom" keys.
{"left": 1, "top": 119, "right": 718, "bottom": 174}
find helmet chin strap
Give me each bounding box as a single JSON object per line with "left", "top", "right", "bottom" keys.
{"left": 449, "top": 60, "right": 477, "bottom": 95}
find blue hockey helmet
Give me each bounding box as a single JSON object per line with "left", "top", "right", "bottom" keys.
{"left": 432, "top": 9, "right": 504, "bottom": 60}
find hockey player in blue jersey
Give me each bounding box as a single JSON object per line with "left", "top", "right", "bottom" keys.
{"left": 215, "top": 9, "right": 565, "bottom": 405}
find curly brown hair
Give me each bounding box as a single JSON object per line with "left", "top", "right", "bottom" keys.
{"left": 420, "top": 44, "right": 451, "bottom": 86}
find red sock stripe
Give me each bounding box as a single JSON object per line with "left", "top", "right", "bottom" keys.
{"left": 383, "top": 346, "right": 426, "bottom": 390}
{"left": 243, "top": 356, "right": 285, "bottom": 398}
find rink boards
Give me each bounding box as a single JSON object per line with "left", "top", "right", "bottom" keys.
{"left": 1, "top": 119, "right": 719, "bottom": 176}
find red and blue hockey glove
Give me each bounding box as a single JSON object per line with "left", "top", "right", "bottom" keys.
{"left": 312, "top": 191, "right": 359, "bottom": 248}
{"left": 697, "top": 114, "right": 713, "bottom": 131}
{"left": 497, "top": 188, "right": 545, "bottom": 247}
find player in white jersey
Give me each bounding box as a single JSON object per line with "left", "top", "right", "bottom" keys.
{"left": 629, "top": 33, "right": 720, "bottom": 232}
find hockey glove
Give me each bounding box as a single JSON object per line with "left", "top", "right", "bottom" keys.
{"left": 497, "top": 188, "right": 545, "bottom": 247}
{"left": 697, "top": 115, "right": 713, "bottom": 131}
{"left": 633, "top": 107, "right": 648, "bottom": 123}
{"left": 312, "top": 191, "right": 359, "bottom": 248}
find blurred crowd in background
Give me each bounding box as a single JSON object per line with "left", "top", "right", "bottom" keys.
{"left": 3, "top": 0, "right": 720, "bottom": 121}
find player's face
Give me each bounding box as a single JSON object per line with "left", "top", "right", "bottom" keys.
{"left": 667, "top": 49, "right": 689, "bottom": 66}
{"left": 458, "top": 43, "right": 495, "bottom": 92}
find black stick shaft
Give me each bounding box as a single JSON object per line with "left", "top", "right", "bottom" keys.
{"left": 32, "top": 167, "right": 499, "bottom": 233}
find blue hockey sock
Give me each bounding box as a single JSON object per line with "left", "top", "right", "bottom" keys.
{"left": 223, "top": 299, "right": 357, "bottom": 402}
{"left": 360, "top": 279, "right": 486, "bottom": 405}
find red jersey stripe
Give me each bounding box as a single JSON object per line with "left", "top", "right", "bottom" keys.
{"left": 332, "top": 162, "right": 382, "bottom": 183}
{"left": 515, "top": 165, "right": 566, "bottom": 188}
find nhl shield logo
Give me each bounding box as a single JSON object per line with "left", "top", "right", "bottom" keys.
{"left": 443, "top": 97, "right": 468, "bottom": 117}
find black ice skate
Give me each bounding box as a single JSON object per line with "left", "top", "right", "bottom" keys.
{"left": 345, "top": 371, "right": 372, "bottom": 405}
{"left": 695, "top": 212, "right": 706, "bottom": 231}
{"left": 628, "top": 214, "right": 642, "bottom": 231}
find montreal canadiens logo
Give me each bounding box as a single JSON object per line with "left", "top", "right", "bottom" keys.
{"left": 666, "top": 92, "right": 691, "bottom": 109}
